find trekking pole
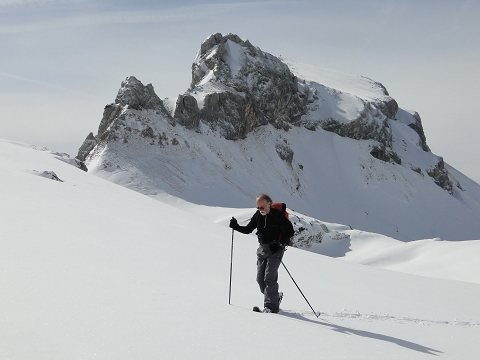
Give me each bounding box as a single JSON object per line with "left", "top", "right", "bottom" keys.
{"left": 281, "top": 261, "right": 319, "bottom": 318}
{"left": 228, "top": 228, "right": 234, "bottom": 305}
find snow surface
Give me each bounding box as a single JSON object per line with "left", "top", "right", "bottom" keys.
{"left": 283, "top": 58, "right": 389, "bottom": 101}
{"left": 224, "top": 39, "right": 245, "bottom": 76}
{"left": 284, "top": 58, "right": 390, "bottom": 124}
{"left": 1, "top": 139, "right": 479, "bottom": 359}
{"left": 163, "top": 198, "right": 480, "bottom": 285}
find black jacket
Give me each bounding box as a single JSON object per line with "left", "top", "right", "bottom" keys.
{"left": 235, "top": 208, "right": 294, "bottom": 245}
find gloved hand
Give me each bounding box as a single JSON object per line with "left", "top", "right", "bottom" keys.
{"left": 229, "top": 217, "right": 239, "bottom": 229}
{"left": 269, "top": 242, "right": 280, "bottom": 254}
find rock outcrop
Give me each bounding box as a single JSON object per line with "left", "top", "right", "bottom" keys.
{"left": 77, "top": 132, "right": 96, "bottom": 162}
{"left": 409, "top": 112, "right": 430, "bottom": 152}
{"left": 426, "top": 157, "right": 454, "bottom": 194}
{"left": 173, "top": 94, "right": 201, "bottom": 130}
{"left": 115, "top": 76, "right": 164, "bottom": 110}
{"left": 77, "top": 76, "right": 170, "bottom": 162}
{"left": 178, "top": 33, "right": 308, "bottom": 139}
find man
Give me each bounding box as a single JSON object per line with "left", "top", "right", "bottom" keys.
{"left": 229, "top": 194, "right": 294, "bottom": 313}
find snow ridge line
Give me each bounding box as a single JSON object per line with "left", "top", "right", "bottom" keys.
{"left": 295, "top": 309, "right": 479, "bottom": 327}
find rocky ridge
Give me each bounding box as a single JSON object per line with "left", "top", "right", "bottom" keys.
{"left": 80, "top": 34, "right": 456, "bottom": 195}
{"left": 78, "top": 33, "right": 460, "bottom": 197}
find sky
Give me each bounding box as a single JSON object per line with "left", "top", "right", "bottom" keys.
{"left": 1, "top": 0, "right": 479, "bottom": 183}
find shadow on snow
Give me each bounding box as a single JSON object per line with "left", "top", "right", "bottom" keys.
{"left": 280, "top": 310, "right": 443, "bottom": 356}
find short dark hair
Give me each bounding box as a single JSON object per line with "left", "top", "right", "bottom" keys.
{"left": 256, "top": 193, "right": 273, "bottom": 204}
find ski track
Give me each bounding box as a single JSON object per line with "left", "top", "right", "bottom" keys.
{"left": 281, "top": 309, "right": 480, "bottom": 327}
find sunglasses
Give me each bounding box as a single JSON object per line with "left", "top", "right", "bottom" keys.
{"left": 257, "top": 206, "right": 264, "bottom": 210}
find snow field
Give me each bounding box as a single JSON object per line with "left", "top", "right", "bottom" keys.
{"left": 1, "top": 139, "right": 480, "bottom": 359}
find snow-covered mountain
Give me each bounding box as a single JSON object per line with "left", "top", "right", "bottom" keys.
{"left": 2, "top": 139, "right": 480, "bottom": 359}
{"left": 77, "top": 33, "right": 480, "bottom": 241}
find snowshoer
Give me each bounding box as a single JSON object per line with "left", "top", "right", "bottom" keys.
{"left": 230, "top": 194, "right": 294, "bottom": 313}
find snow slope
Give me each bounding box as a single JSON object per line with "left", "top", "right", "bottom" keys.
{"left": 166, "top": 199, "right": 480, "bottom": 284}
{"left": 1, "top": 139, "right": 479, "bottom": 359}
{"left": 86, "top": 118, "right": 480, "bottom": 241}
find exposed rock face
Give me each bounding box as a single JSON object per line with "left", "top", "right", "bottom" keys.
{"left": 427, "top": 158, "right": 454, "bottom": 194}
{"left": 115, "top": 76, "right": 164, "bottom": 110}
{"left": 409, "top": 112, "right": 430, "bottom": 152}
{"left": 77, "top": 132, "right": 97, "bottom": 162}
{"left": 33, "top": 170, "right": 64, "bottom": 182}
{"left": 180, "top": 32, "right": 308, "bottom": 139}
{"left": 375, "top": 96, "right": 398, "bottom": 119}
{"left": 276, "top": 142, "right": 294, "bottom": 165}
{"left": 200, "top": 91, "right": 253, "bottom": 139}
{"left": 173, "top": 94, "right": 200, "bottom": 130}
{"left": 98, "top": 104, "right": 122, "bottom": 140}
{"left": 370, "top": 145, "right": 402, "bottom": 165}
{"left": 322, "top": 115, "right": 392, "bottom": 146}
{"left": 77, "top": 76, "right": 170, "bottom": 164}
{"left": 315, "top": 95, "right": 400, "bottom": 164}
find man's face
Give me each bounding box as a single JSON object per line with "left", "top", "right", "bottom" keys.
{"left": 256, "top": 198, "right": 270, "bottom": 216}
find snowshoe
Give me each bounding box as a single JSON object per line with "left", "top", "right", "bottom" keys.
{"left": 253, "top": 306, "right": 274, "bottom": 313}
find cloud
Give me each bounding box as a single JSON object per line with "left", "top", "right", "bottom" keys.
{"left": 0, "top": 0, "right": 86, "bottom": 7}
{"left": 0, "top": 1, "right": 291, "bottom": 34}
{"left": 0, "top": 72, "right": 94, "bottom": 97}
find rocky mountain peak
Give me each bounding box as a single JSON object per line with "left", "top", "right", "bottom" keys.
{"left": 191, "top": 32, "right": 283, "bottom": 88}
{"left": 77, "top": 32, "right": 460, "bottom": 197}
{"left": 115, "top": 76, "right": 164, "bottom": 111}
{"left": 76, "top": 76, "right": 168, "bottom": 162}
{"left": 173, "top": 32, "right": 308, "bottom": 139}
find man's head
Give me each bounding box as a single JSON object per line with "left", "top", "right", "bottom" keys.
{"left": 256, "top": 194, "right": 272, "bottom": 216}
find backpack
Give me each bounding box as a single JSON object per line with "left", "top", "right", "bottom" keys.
{"left": 271, "top": 202, "right": 289, "bottom": 219}
{"left": 271, "top": 202, "right": 293, "bottom": 246}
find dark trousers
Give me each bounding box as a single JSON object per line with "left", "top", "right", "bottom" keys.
{"left": 256, "top": 244, "right": 284, "bottom": 312}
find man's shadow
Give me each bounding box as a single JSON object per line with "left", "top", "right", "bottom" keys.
{"left": 280, "top": 310, "right": 443, "bottom": 356}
